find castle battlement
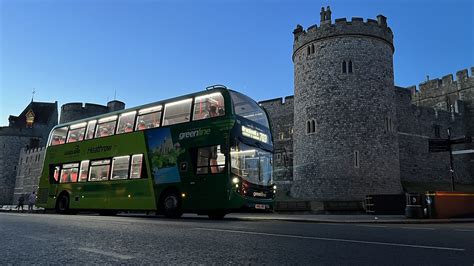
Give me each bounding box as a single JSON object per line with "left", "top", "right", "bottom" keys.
{"left": 59, "top": 100, "right": 124, "bottom": 124}
{"left": 61, "top": 102, "right": 108, "bottom": 112}
{"left": 410, "top": 67, "right": 474, "bottom": 102}
{"left": 259, "top": 96, "right": 294, "bottom": 106}
{"left": 23, "top": 146, "right": 45, "bottom": 154}
{"left": 292, "top": 8, "right": 393, "bottom": 59}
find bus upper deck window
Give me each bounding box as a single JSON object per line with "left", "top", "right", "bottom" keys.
{"left": 136, "top": 105, "right": 162, "bottom": 131}
{"left": 85, "top": 120, "right": 97, "bottom": 140}
{"left": 193, "top": 93, "right": 225, "bottom": 121}
{"left": 163, "top": 99, "right": 192, "bottom": 126}
{"left": 67, "top": 122, "right": 87, "bottom": 143}
{"left": 95, "top": 116, "right": 117, "bottom": 138}
{"left": 117, "top": 111, "right": 136, "bottom": 135}
{"left": 50, "top": 127, "right": 68, "bottom": 146}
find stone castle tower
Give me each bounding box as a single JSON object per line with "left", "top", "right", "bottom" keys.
{"left": 290, "top": 7, "right": 403, "bottom": 200}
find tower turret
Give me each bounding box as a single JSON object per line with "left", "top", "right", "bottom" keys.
{"left": 291, "top": 7, "right": 402, "bottom": 200}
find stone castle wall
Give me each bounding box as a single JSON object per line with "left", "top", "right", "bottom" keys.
{"left": 410, "top": 68, "right": 474, "bottom": 136}
{"left": 12, "top": 147, "right": 45, "bottom": 204}
{"left": 260, "top": 96, "right": 294, "bottom": 192}
{"left": 60, "top": 103, "right": 108, "bottom": 124}
{"left": 60, "top": 101, "right": 126, "bottom": 124}
{"left": 0, "top": 124, "right": 54, "bottom": 204}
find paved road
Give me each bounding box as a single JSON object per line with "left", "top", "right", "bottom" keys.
{"left": 0, "top": 213, "right": 473, "bottom": 265}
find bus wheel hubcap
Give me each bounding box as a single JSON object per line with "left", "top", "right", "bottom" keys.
{"left": 165, "top": 196, "right": 177, "bottom": 210}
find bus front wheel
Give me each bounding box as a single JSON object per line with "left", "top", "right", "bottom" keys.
{"left": 162, "top": 192, "right": 183, "bottom": 218}
{"left": 56, "top": 193, "right": 70, "bottom": 214}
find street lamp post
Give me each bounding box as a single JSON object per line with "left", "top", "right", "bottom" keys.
{"left": 447, "top": 128, "right": 455, "bottom": 191}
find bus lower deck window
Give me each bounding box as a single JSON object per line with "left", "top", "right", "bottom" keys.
{"left": 111, "top": 156, "right": 130, "bottom": 180}
{"left": 59, "top": 163, "right": 79, "bottom": 183}
{"left": 78, "top": 160, "right": 90, "bottom": 182}
{"left": 89, "top": 160, "right": 111, "bottom": 181}
{"left": 130, "top": 154, "right": 143, "bottom": 179}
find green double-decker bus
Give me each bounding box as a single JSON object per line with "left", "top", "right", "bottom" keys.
{"left": 36, "top": 86, "right": 275, "bottom": 219}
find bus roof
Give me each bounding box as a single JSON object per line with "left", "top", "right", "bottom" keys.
{"left": 51, "top": 85, "right": 233, "bottom": 130}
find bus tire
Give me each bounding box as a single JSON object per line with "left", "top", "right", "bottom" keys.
{"left": 162, "top": 191, "right": 183, "bottom": 218}
{"left": 56, "top": 193, "right": 70, "bottom": 214}
{"left": 208, "top": 211, "right": 226, "bottom": 220}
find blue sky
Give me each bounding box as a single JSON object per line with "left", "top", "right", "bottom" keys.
{"left": 1, "top": 0, "right": 473, "bottom": 126}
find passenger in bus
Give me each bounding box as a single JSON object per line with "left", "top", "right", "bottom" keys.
{"left": 71, "top": 169, "right": 78, "bottom": 182}
{"left": 124, "top": 122, "right": 133, "bottom": 133}
{"left": 206, "top": 105, "right": 218, "bottom": 119}
{"left": 137, "top": 120, "right": 146, "bottom": 130}
{"left": 210, "top": 146, "right": 218, "bottom": 173}
{"left": 100, "top": 128, "right": 109, "bottom": 137}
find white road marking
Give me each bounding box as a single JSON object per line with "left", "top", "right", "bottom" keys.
{"left": 194, "top": 228, "right": 465, "bottom": 252}
{"left": 454, "top": 229, "right": 474, "bottom": 232}
{"left": 20, "top": 235, "right": 48, "bottom": 241}
{"left": 356, "top": 225, "right": 387, "bottom": 228}
{"left": 78, "top": 247, "right": 133, "bottom": 260}
{"left": 400, "top": 227, "right": 435, "bottom": 230}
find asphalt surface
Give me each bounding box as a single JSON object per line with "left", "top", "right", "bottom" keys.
{"left": 0, "top": 212, "right": 473, "bottom": 265}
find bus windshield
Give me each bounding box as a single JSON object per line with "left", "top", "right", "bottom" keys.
{"left": 230, "top": 91, "right": 269, "bottom": 128}
{"left": 230, "top": 142, "right": 273, "bottom": 186}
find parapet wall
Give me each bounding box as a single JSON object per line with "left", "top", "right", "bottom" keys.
{"left": 292, "top": 15, "right": 394, "bottom": 59}
{"left": 59, "top": 102, "right": 109, "bottom": 124}
{"left": 410, "top": 67, "right": 474, "bottom": 109}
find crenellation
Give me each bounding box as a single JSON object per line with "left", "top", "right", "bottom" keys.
{"left": 376, "top": 14, "right": 387, "bottom": 27}
{"left": 456, "top": 69, "right": 468, "bottom": 80}
{"left": 351, "top": 17, "right": 364, "bottom": 23}
{"left": 307, "top": 24, "right": 318, "bottom": 33}
{"left": 419, "top": 78, "right": 441, "bottom": 92}
{"left": 367, "top": 18, "right": 378, "bottom": 25}
{"left": 441, "top": 74, "right": 454, "bottom": 85}
{"left": 410, "top": 68, "right": 473, "bottom": 104}
{"left": 293, "top": 13, "right": 395, "bottom": 60}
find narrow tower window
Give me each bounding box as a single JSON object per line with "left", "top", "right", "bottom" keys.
{"left": 311, "top": 44, "right": 315, "bottom": 54}
{"left": 348, "top": 60, "right": 353, "bottom": 73}
{"left": 354, "top": 150, "right": 360, "bottom": 168}
{"left": 342, "top": 61, "right": 347, "bottom": 73}
{"left": 434, "top": 125, "right": 441, "bottom": 138}
{"left": 307, "top": 46, "right": 311, "bottom": 56}
{"left": 306, "top": 121, "right": 311, "bottom": 134}
{"left": 311, "top": 120, "right": 316, "bottom": 133}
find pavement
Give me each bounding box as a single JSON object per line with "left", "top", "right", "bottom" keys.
{"left": 2, "top": 205, "right": 473, "bottom": 224}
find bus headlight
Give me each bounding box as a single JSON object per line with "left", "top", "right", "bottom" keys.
{"left": 232, "top": 177, "right": 240, "bottom": 184}
{"left": 273, "top": 185, "right": 277, "bottom": 190}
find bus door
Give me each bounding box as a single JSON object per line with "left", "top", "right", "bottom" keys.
{"left": 50, "top": 165, "right": 61, "bottom": 199}
{"left": 190, "top": 145, "right": 227, "bottom": 209}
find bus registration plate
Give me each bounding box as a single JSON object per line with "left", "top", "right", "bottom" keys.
{"left": 255, "top": 204, "right": 267, "bottom": 210}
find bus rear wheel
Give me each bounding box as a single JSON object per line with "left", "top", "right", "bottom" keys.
{"left": 162, "top": 192, "right": 183, "bottom": 218}
{"left": 56, "top": 193, "right": 70, "bottom": 214}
